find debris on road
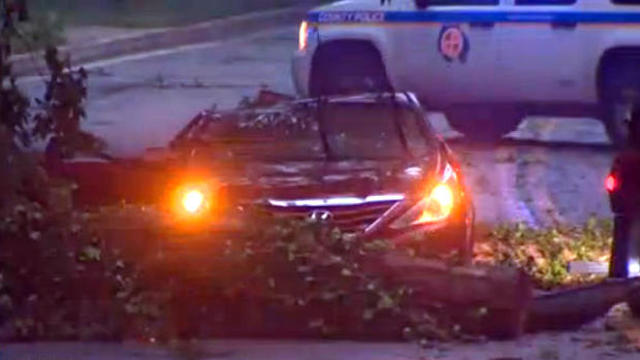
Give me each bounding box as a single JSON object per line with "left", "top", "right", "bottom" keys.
{"left": 605, "top": 304, "right": 640, "bottom": 350}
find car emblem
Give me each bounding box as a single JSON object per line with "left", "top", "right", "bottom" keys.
{"left": 309, "top": 210, "right": 333, "bottom": 223}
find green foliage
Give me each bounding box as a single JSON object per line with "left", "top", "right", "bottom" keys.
{"left": 31, "top": 47, "right": 104, "bottom": 155}
{"left": 0, "top": 204, "right": 472, "bottom": 342}
{"left": 0, "top": 43, "right": 30, "bottom": 146}
{"left": 477, "top": 217, "right": 613, "bottom": 289}
{"left": 0, "top": 203, "right": 110, "bottom": 340}
{"left": 0, "top": 10, "right": 106, "bottom": 340}
{"left": 0, "top": 198, "right": 618, "bottom": 342}
{"left": 1, "top": 14, "right": 102, "bottom": 208}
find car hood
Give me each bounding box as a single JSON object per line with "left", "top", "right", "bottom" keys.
{"left": 187, "top": 157, "right": 434, "bottom": 203}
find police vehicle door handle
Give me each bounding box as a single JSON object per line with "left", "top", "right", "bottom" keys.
{"left": 469, "top": 21, "right": 495, "bottom": 29}
{"left": 551, "top": 21, "right": 577, "bottom": 30}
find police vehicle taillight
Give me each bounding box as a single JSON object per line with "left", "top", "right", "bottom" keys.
{"left": 606, "top": 174, "right": 618, "bottom": 193}
{"left": 299, "top": 21, "right": 309, "bottom": 51}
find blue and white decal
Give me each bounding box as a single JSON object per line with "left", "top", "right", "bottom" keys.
{"left": 315, "top": 11, "right": 386, "bottom": 24}
{"left": 308, "top": 10, "right": 640, "bottom": 25}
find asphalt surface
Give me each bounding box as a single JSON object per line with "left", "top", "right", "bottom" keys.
{"left": 18, "top": 26, "right": 615, "bottom": 228}
{"left": 2, "top": 319, "right": 639, "bottom": 360}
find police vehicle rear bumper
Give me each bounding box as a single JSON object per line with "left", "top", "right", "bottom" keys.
{"left": 292, "top": 50, "right": 312, "bottom": 97}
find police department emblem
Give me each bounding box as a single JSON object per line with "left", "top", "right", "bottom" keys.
{"left": 438, "top": 25, "right": 469, "bottom": 63}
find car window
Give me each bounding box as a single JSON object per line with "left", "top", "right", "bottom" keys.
{"left": 322, "top": 103, "right": 425, "bottom": 160}
{"left": 200, "top": 111, "right": 325, "bottom": 161}
{"left": 427, "top": 0, "right": 499, "bottom": 5}
{"left": 402, "top": 112, "right": 433, "bottom": 158}
{"left": 515, "top": 0, "right": 576, "bottom": 4}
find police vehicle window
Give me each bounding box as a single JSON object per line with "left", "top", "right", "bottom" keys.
{"left": 323, "top": 104, "right": 411, "bottom": 159}
{"left": 425, "top": 0, "right": 498, "bottom": 4}
{"left": 515, "top": 0, "right": 576, "bottom": 4}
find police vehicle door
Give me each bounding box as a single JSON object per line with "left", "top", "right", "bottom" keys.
{"left": 497, "top": 0, "right": 583, "bottom": 103}
{"left": 394, "top": 0, "right": 503, "bottom": 107}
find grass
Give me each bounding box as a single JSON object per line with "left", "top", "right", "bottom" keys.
{"left": 28, "top": 0, "right": 323, "bottom": 28}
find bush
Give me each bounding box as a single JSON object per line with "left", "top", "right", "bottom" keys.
{"left": 0, "top": 12, "right": 105, "bottom": 340}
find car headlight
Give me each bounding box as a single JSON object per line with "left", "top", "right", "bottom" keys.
{"left": 182, "top": 189, "right": 205, "bottom": 214}
{"left": 173, "top": 183, "right": 213, "bottom": 216}
{"left": 390, "top": 164, "right": 459, "bottom": 229}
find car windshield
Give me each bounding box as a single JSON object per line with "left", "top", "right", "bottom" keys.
{"left": 199, "top": 102, "right": 431, "bottom": 161}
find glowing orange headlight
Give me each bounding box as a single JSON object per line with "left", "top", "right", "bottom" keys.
{"left": 299, "top": 21, "right": 309, "bottom": 51}
{"left": 414, "top": 183, "right": 455, "bottom": 224}
{"left": 182, "top": 189, "right": 205, "bottom": 214}
{"left": 172, "top": 182, "right": 213, "bottom": 217}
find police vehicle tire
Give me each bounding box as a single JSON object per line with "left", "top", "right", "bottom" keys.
{"left": 601, "top": 59, "right": 640, "bottom": 148}
{"left": 310, "top": 42, "right": 392, "bottom": 96}
{"left": 629, "top": 290, "right": 640, "bottom": 318}
{"left": 604, "top": 101, "right": 632, "bottom": 149}
{"left": 446, "top": 107, "right": 521, "bottom": 142}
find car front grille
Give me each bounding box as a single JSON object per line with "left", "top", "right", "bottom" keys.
{"left": 262, "top": 200, "right": 399, "bottom": 233}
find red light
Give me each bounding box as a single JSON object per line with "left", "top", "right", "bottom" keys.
{"left": 606, "top": 175, "right": 617, "bottom": 192}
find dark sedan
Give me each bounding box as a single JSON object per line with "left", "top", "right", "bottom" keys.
{"left": 160, "top": 92, "right": 475, "bottom": 263}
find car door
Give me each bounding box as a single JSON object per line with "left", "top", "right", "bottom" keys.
{"left": 497, "top": 0, "right": 584, "bottom": 103}
{"left": 393, "top": 0, "right": 503, "bottom": 108}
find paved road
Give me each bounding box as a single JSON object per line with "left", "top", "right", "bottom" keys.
{"left": 2, "top": 317, "right": 638, "bottom": 360}
{"left": 18, "top": 26, "right": 615, "bottom": 227}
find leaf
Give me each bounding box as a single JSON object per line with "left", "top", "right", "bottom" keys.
{"left": 321, "top": 291, "right": 338, "bottom": 301}
{"left": 362, "top": 309, "right": 375, "bottom": 321}
{"left": 78, "top": 245, "right": 101, "bottom": 262}
{"left": 330, "top": 228, "right": 342, "bottom": 242}
{"left": 308, "top": 318, "right": 324, "bottom": 329}
{"left": 377, "top": 292, "right": 394, "bottom": 310}
{"left": 114, "top": 260, "right": 125, "bottom": 270}
{"left": 0, "top": 294, "right": 13, "bottom": 310}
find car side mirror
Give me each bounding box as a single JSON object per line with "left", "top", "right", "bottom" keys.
{"left": 415, "top": 0, "right": 430, "bottom": 9}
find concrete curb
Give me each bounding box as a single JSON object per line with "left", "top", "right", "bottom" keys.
{"left": 11, "top": 6, "right": 309, "bottom": 77}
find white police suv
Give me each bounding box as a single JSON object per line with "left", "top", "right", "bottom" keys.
{"left": 292, "top": 0, "right": 640, "bottom": 144}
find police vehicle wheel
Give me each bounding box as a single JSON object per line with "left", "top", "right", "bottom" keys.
{"left": 446, "top": 107, "right": 521, "bottom": 142}
{"left": 310, "top": 42, "right": 392, "bottom": 96}
{"left": 601, "top": 59, "right": 640, "bottom": 148}
{"left": 604, "top": 101, "right": 632, "bottom": 149}
{"left": 629, "top": 290, "right": 640, "bottom": 318}
{"left": 610, "top": 216, "right": 632, "bottom": 279}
